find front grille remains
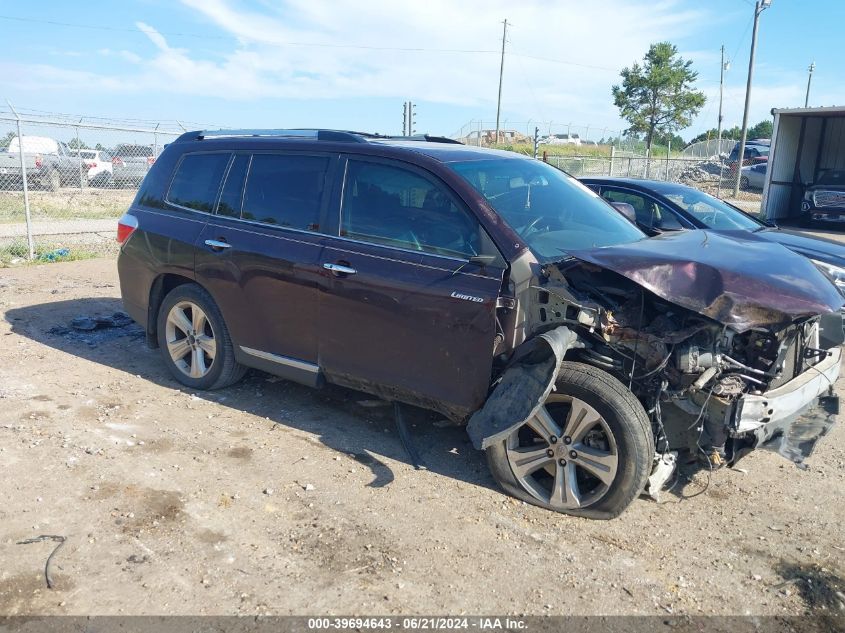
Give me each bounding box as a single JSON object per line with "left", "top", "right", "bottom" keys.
{"left": 813, "top": 190, "right": 845, "bottom": 208}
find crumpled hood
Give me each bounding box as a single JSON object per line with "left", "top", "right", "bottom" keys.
{"left": 566, "top": 230, "right": 845, "bottom": 332}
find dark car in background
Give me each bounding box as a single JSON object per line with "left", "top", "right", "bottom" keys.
{"left": 117, "top": 130, "right": 844, "bottom": 519}
{"left": 581, "top": 177, "right": 845, "bottom": 291}
{"left": 802, "top": 169, "right": 845, "bottom": 226}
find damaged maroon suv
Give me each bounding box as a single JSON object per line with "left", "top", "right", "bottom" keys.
{"left": 117, "top": 129, "right": 845, "bottom": 519}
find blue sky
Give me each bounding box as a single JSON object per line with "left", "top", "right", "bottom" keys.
{"left": 2, "top": 0, "right": 843, "bottom": 140}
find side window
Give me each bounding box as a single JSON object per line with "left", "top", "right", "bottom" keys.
{"left": 167, "top": 153, "right": 230, "bottom": 212}
{"left": 602, "top": 189, "right": 682, "bottom": 230}
{"left": 216, "top": 154, "right": 249, "bottom": 218}
{"left": 341, "top": 160, "right": 480, "bottom": 258}
{"left": 242, "top": 154, "right": 328, "bottom": 231}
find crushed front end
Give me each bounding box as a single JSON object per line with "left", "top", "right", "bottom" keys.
{"left": 475, "top": 231, "right": 845, "bottom": 490}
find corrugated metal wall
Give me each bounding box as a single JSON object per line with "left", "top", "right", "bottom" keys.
{"left": 766, "top": 116, "right": 801, "bottom": 220}
{"left": 819, "top": 117, "right": 845, "bottom": 171}
{"left": 764, "top": 111, "right": 845, "bottom": 220}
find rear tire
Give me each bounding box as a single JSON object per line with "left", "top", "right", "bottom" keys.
{"left": 740, "top": 176, "right": 750, "bottom": 190}
{"left": 485, "top": 362, "right": 653, "bottom": 520}
{"left": 156, "top": 284, "right": 246, "bottom": 390}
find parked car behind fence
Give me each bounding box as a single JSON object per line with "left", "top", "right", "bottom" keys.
{"left": 111, "top": 143, "right": 160, "bottom": 187}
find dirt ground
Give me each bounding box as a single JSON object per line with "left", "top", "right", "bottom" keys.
{"left": 1, "top": 258, "right": 845, "bottom": 617}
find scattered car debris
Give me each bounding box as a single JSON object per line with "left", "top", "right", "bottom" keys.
{"left": 16, "top": 534, "right": 67, "bottom": 589}
{"left": 393, "top": 402, "right": 427, "bottom": 471}
{"left": 36, "top": 248, "right": 70, "bottom": 263}
{"left": 47, "top": 311, "right": 143, "bottom": 345}
{"left": 70, "top": 311, "right": 133, "bottom": 331}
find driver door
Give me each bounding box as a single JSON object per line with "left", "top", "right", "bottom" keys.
{"left": 317, "top": 157, "right": 506, "bottom": 415}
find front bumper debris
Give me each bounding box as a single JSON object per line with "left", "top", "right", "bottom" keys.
{"left": 734, "top": 347, "right": 841, "bottom": 433}
{"left": 732, "top": 347, "right": 841, "bottom": 464}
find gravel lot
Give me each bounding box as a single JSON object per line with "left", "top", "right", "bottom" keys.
{"left": 1, "top": 258, "right": 845, "bottom": 618}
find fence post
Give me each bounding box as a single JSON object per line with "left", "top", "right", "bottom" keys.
{"left": 76, "top": 124, "right": 84, "bottom": 188}
{"left": 609, "top": 145, "right": 615, "bottom": 176}
{"left": 665, "top": 139, "right": 671, "bottom": 180}
{"left": 627, "top": 156, "right": 632, "bottom": 177}
{"left": 7, "top": 101, "right": 35, "bottom": 260}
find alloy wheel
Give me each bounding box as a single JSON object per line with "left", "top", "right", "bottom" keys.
{"left": 505, "top": 395, "right": 619, "bottom": 510}
{"left": 165, "top": 301, "right": 216, "bottom": 379}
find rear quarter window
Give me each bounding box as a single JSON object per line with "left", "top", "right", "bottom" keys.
{"left": 241, "top": 154, "right": 329, "bottom": 230}
{"left": 167, "top": 153, "right": 231, "bottom": 212}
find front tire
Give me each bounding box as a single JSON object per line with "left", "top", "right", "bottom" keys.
{"left": 156, "top": 284, "right": 246, "bottom": 390}
{"left": 486, "top": 362, "right": 653, "bottom": 519}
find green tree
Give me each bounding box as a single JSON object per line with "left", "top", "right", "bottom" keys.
{"left": 67, "top": 138, "right": 89, "bottom": 150}
{"left": 612, "top": 42, "right": 706, "bottom": 152}
{"left": 748, "top": 119, "right": 773, "bottom": 140}
{"left": 652, "top": 130, "right": 686, "bottom": 149}
{"left": 687, "top": 120, "right": 770, "bottom": 146}
{"left": 0, "top": 130, "right": 14, "bottom": 149}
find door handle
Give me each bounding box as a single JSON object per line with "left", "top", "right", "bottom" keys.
{"left": 204, "top": 239, "right": 232, "bottom": 251}
{"left": 323, "top": 262, "right": 357, "bottom": 275}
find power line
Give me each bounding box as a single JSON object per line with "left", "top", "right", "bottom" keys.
{"left": 1, "top": 13, "right": 620, "bottom": 71}
{"left": 0, "top": 14, "right": 499, "bottom": 54}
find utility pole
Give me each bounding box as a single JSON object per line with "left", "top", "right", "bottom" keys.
{"left": 733, "top": 0, "right": 773, "bottom": 198}
{"left": 401, "top": 101, "right": 416, "bottom": 135}
{"left": 494, "top": 19, "right": 508, "bottom": 146}
{"left": 717, "top": 45, "right": 729, "bottom": 151}
{"left": 805, "top": 61, "right": 815, "bottom": 108}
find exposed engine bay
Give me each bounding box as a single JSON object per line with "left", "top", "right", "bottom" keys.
{"left": 533, "top": 261, "right": 842, "bottom": 467}
{"left": 469, "top": 231, "right": 845, "bottom": 502}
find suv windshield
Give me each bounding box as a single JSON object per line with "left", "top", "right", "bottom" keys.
{"left": 448, "top": 158, "right": 644, "bottom": 260}
{"left": 658, "top": 186, "right": 762, "bottom": 230}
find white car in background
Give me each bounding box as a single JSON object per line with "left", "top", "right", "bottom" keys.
{"left": 73, "top": 149, "right": 113, "bottom": 185}
{"left": 545, "top": 133, "right": 581, "bottom": 146}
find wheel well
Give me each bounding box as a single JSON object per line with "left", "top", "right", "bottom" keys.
{"left": 146, "top": 273, "right": 194, "bottom": 348}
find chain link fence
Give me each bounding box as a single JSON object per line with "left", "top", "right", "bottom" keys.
{"left": 545, "top": 153, "right": 764, "bottom": 211}
{"left": 0, "top": 110, "right": 763, "bottom": 266}
{"left": 450, "top": 119, "right": 643, "bottom": 151}
{"left": 0, "top": 109, "right": 183, "bottom": 264}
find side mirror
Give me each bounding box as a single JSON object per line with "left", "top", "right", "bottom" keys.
{"left": 610, "top": 201, "right": 637, "bottom": 224}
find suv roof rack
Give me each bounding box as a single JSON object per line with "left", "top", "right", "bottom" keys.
{"left": 381, "top": 134, "right": 463, "bottom": 145}
{"left": 190, "top": 129, "right": 382, "bottom": 143}
{"left": 181, "top": 129, "right": 463, "bottom": 145}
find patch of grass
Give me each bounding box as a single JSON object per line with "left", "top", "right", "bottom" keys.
{"left": 0, "top": 241, "right": 99, "bottom": 266}
{"left": 0, "top": 188, "right": 134, "bottom": 223}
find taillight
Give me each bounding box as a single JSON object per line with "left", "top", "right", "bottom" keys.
{"left": 117, "top": 213, "right": 138, "bottom": 244}
{"left": 85, "top": 162, "right": 96, "bottom": 170}
{"left": 147, "top": 156, "right": 155, "bottom": 166}
{"left": 35, "top": 154, "right": 43, "bottom": 168}
{"left": 112, "top": 156, "right": 125, "bottom": 167}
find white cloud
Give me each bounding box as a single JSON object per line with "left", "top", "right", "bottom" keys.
{"left": 13, "top": 0, "right": 797, "bottom": 136}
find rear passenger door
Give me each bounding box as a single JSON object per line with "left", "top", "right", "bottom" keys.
{"left": 317, "top": 157, "right": 506, "bottom": 415}
{"left": 194, "top": 151, "right": 336, "bottom": 384}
